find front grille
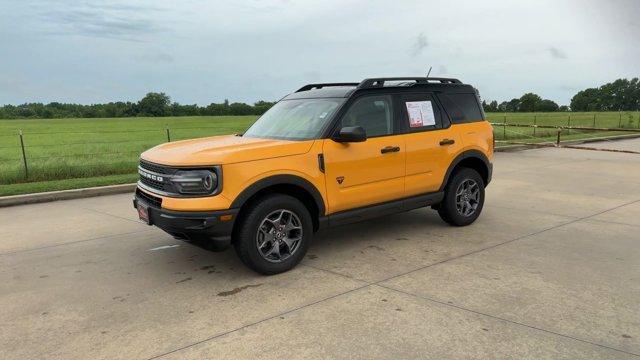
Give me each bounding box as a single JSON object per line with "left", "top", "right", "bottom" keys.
{"left": 139, "top": 160, "right": 178, "bottom": 175}
{"left": 139, "top": 176, "right": 165, "bottom": 192}
{"left": 136, "top": 188, "right": 162, "bottom": 208}
{"left": 138, "top": 160, "right": 177, "bottom": 193}
{"left": 138, "top": 159, "right": 220, "bottom": 197}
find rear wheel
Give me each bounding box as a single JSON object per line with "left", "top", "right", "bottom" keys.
{"left": 234, "top": 194, "right": 312, "bottom": 275}
{"left": 438, "top": 168, "right": 485, "bottom": 226}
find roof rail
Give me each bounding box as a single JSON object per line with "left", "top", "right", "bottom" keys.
{"left": 296, "top": 83, "right": 359, "bottom": 92}
{"left": 357, "top": 77, "right": 461, "bottom": 89}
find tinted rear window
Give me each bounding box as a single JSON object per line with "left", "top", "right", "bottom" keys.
{"left": 438, "top": 93, "right": 484, "bottom": 123}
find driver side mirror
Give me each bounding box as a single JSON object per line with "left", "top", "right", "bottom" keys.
{"left": 333, "top": 126, "right": 367, "bottom": 143}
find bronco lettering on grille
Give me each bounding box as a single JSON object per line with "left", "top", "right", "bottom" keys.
{"left": 138, "top": 169, "right": 164, "bottom": 182}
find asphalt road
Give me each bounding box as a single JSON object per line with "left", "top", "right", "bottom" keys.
{"left": 2, "top": 139, "right": 639, "bottom": 359}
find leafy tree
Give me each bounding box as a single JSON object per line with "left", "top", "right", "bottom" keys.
{"left": 482, "top": 100, "right": 499, "bottom": 112}
{"left": 571, "top": 88, "right": 600, "bottom": 111}
{"left": 506, "top": 98, "right": 521, "bottom": 112}
{"left": 519, "top": 93, "right": 542, "bottom": 112}
{"left": 228, "top": 102, "right": 253, "bottom": 115}
{"left": 138, "top": 92, "right": 171, "bottom": 117}
{"left": 253, "top": 101, "right": 277, "bottom": 115}
{"left": 570, "top": 78, "right": 640, "bottom": 111}
{"left": 537, "top": 99, "right": 559, "bottom": 112}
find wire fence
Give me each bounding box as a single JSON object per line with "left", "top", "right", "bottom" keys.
{"left": 1, "top": 113, "right": 640, "bottom": 186}
{"left": 0, "top": 125, "right": 246, "bottom": 185}
{"left": 491, "top": 119, "right": 640, "bottom": 154}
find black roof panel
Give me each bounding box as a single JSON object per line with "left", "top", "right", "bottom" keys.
{"left": 283, "top": 77, "right": 476, "bottom": 100}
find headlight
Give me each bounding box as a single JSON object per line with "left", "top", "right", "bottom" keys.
{"left": 170, "top": 170, "right": 218, "bottom": 195}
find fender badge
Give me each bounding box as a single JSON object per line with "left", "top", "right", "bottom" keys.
{"left": 336, "top": 176, "right": 344, "bottom": 185}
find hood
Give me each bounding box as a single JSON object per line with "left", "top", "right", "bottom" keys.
{"left": 140, "top": 135, "right": 315, "bottom": 166}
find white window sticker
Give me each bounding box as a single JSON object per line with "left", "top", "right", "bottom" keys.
{"left": 405, "top": 101, "right": 436, "bottom": 128}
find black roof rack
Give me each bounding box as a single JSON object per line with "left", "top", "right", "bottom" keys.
{"left": 296, "top": 83, "right": 360, "bottom": 92}
{"left": 357, "top": 77, "right": 461, "bottom": 89}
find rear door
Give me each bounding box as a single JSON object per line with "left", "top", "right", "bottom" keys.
{"left": 322, "top": 94, "right": 406, "bottom": 213}
{"left": 398, "top": 92, "right": 463, "bottom": 197}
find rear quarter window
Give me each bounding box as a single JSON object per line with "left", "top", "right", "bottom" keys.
{"left": 438, "top": 93, "right": 484, "bottom": 124}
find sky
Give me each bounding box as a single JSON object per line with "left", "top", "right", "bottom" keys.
{"left": 0, "top": 0, "right": 638, "bottom": 106}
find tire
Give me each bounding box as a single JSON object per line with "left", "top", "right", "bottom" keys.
{"left": 438, "top": 167, "right": 485, "bottom": 226}
{"left": 234, "top": 194, "right": 313, "bottom": 275}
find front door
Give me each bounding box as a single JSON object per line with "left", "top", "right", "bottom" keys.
{"left": 322, "top": 95, "right": 405, "bottom": 214}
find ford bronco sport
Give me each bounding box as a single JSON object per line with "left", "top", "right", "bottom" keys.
{"left": 134, "top": 77, "right": 493, "bottom": 274}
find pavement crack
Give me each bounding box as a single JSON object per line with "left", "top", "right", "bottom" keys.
{"left": 374, "top": 283, "right": 640, "bottom": 357}
{"left": 147, "top": 284, "right": 372, "bottom": 359}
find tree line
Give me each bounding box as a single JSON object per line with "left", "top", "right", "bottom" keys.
{"left": 482, "top": 78, "right": 639, "bottom": 113}
{"left": 0, "top": 92, "right": 276, "bottom": 119}
{"left": 1, "top": 78, "right": 638, "bottom": 119}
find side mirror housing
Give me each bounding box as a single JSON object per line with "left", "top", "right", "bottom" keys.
{"left": 333, "top": 126, "right": 367, "bottom": 143}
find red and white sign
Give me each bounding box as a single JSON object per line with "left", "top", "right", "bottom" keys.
{"left": 406, "top": 101, "right": 436, "bottom": 128}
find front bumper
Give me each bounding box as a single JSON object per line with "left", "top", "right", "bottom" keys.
{"left": 133, "top": 194, "right": 239, "bottom": 244}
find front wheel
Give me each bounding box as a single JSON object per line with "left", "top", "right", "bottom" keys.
{"left": 234, "top": 194, "right": 313, "bottom": 275}
{"left": 438, "top": 168, "right": 485, "bottom": 226}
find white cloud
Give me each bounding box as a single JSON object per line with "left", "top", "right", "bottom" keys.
{"left": 0, "top": 0, "right": 638, "bottom": 106}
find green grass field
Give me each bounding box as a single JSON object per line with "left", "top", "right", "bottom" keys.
{"left": 0, "top": 116, "right": 257, "bottom": 196}
{"left": 1, "top": 112, "right": 638, "bottom": 196}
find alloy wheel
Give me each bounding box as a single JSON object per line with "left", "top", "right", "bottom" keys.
{"left": 256, "top": 209, "right": 303, "bottom": 263}
{"left": 455, "top": 179, "right": 480, "bottom": 217}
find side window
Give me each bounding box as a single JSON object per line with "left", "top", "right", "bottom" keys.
{"left": 438, "top": 93, "right": 484, "bottom": 123}
{"left": 340, "top": 95, "right": 394, "bottom": 137}
{"left": 398, "top": 93, "right": 442, "bottom": 132}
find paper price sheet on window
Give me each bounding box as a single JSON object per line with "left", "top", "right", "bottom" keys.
{"left": 405, "top": 101, "right": 436, "bottom": 128}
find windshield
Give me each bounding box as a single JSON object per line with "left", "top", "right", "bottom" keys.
{"left": 243, "top": 98, "right": 344, "bottom": 140}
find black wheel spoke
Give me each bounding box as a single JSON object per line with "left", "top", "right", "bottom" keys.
{"left": 256, "top": 209, "right": 303, "bottom": 263}
{"left": 455, "top": 178, "right": 480, "bottom": 217}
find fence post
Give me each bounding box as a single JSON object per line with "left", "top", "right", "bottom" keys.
{"left": 502, "top": 115, "right": 507, "bottom": 140}
{"left": 556, "top": 129, "right": 561, "bottom": 147}
{"left": 593, "top": 114, "right": 596, "bottom": 128}
{"left": 19, "top": 130, "right": 28, "bottom": 179}
{"left": 618, "top": 112, "right": 622, "bottom": 128}
{"left": 533, "top": 115, "right": 537, "bottom": 136}
{"left": 166, "top": 127, "right": 171, "bottom": 142}
{"left": 567, "top": 114, "right": 571, "bottom": 135}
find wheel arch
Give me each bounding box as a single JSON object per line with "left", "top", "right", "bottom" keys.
{"left": 230, "top": 175, "right": 326, "bottom": 233}
{"left": 439, "top": 150, "right": 492, "bottom": 191}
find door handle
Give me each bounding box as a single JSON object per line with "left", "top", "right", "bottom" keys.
{"left": 439, "top": 139, "right": 455, "bottom": 146}
{"left": 380, "top": 146, "right": 400, "bottom": 154}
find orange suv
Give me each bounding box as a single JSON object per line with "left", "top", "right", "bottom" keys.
{"left": 134, "top": 77, "right": 494, "bottom": 274}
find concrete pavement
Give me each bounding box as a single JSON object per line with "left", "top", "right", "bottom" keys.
{"left": 1, "top": 138, "right": 639, "bottom": 359}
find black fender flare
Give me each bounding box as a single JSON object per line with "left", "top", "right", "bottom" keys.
{"left": 439, "top": 150, "right": 492, "bottom": 191}
{"left": 230, "top": 174, "right": 326, "bottom": 216}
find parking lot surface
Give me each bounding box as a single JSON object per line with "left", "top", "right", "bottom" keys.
{"left": 1, "top": 139, "right": 639, "bottom": 359}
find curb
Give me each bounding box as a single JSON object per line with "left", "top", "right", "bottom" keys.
{"left": 495, "top": 133, "right": 640, "bottom": 152}
{"left": 0, "top": 183, "right": 137, "bottom": 208}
